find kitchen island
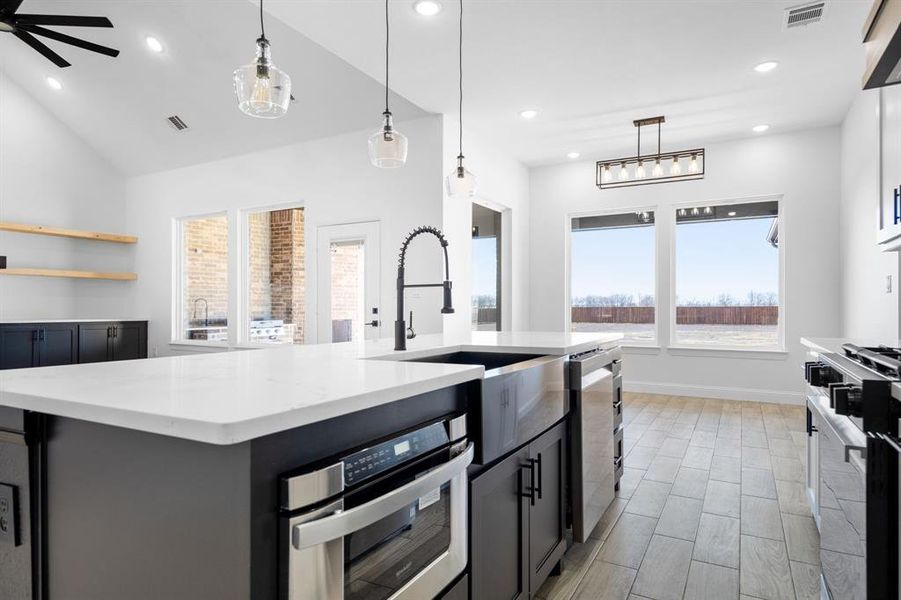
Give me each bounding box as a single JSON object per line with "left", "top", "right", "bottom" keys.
{"left": 0, "top": 331, "right": 620, "bottom": 600}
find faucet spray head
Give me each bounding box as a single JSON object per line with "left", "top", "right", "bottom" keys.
{"left": 441, "top": 280, "right": 455, "bottom": 314}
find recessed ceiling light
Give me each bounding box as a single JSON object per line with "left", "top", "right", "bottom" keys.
{"left": 567, "top": 152, "right": 581, "bottom": 159}
{"left": 413, "top": 0, "right": 442, "bottom": 16}
{"left": 519, "top": 109, "right": 538, "bottom": 120}
{"left": 752, "top": 124, "right": 770, "bottom": 133}
{"left": 145, "top": 36, "right": 164, "bottom": 53}
{"left": 728, "top": 211, "right": 737, "bottom": 217}
{"left": 45, "top": 76, "right": 62, "bottom": 91}
{"left": 754, "top": 61, "right": 779, "bottom": 73}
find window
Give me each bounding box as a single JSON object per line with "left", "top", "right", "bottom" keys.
{"left": 178, "top": 214, "right": 228, "bottom": 342}
{"left": 472, "top": 204, "right": 502, "bottom": 331}
{"left": 674, "top": 200, "right": 780, "bottom": 348}
{"left": 570, "top": 211, "right": 656, "bottom": 343}
{"left": 246, "top": 207, "right": 305, "bottom": 344}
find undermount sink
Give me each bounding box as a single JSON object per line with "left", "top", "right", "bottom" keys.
{"left": 403, "top": 351, "right": 544, "bottom": 372}
{"left": 404, "top": 350, "right": 567, "bottom": 465}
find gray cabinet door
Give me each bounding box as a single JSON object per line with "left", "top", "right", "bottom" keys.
{"left": 528, "top": 421, "right": 567, "bottom": 592}
{"left": 111, "top": 322, "right": 147, "bottom": 361}
{"left": 78, "top": 323, "right": 113, "bottom": 363}
{"left": 0, "top": 325, "right": 38, "bottom": 370}
{"left": 470, "top": 448, "right": 529, "bottom": 600}
{"left": 36, "top": 324, "right": 77, "bottom": 367}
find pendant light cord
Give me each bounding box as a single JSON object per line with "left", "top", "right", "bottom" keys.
{"left": 385, "top": 0, "right": 390, "bottom": 115}
{"left": 457, "top": 0, "right": 463, "bottom": 158}
{"left": 259, "top": 0, "right": 266, "bottom": 40}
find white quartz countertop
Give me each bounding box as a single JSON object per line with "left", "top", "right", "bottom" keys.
{"left": 0, "top": 331, "right": 621, "bottom": 445}
{"left": 801, "top": 337, "right": 898, "bottom": 355}
{"left": 0, "top": 318, "right": 149, "bottom": 324}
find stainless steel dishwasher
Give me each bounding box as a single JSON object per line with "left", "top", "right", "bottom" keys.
{"left": 567, "top": 347, "right": 621, "bottom": 542}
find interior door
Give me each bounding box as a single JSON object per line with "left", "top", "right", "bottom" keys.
{"left": 78, "top": 323, "right": 112, "bottom": 364}
{"left": 528, "top": 421, "right": 567, "bottom": 592}
{"left": 316, "top": 221, "right": 380, "bottom": 343}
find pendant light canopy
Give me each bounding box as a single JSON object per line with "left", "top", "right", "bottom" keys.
{"left": 233, "top": 0, "right": 291, "bottom": 119}
{"left": 446, "top": 0, "right": 477, "bottom": 197}
{"left": 369, "top": 0, "right": 408, "bottom": 168}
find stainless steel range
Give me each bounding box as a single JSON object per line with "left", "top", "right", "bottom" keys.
{"left": 804, "top": 344, "right": 900, "bottom": 600}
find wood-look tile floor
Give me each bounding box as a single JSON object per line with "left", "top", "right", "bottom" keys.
{"left": 536, "top": 393, "right": 817, "bottom": 600}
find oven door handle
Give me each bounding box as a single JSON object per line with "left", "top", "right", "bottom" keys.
{"left": 292, "top": 442, "right": 474, "bottom": 551}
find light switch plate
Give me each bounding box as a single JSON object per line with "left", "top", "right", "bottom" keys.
{"left": 887, "top": 275, "right": 893, "bottom": 294}
{"left": 0, "top": 483, "right": 19, "bottom": 546}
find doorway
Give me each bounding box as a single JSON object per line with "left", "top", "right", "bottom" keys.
{"left": 471, "top": 204, "right": 502, "bottom": 331}
{"left": 317, "top": 221, "right": 381, "bottom": 343}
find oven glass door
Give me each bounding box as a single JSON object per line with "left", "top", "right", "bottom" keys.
{"left": 285, "top": 443, "right": 472, "bottom": 600}
{"left": 818, "top": 415, "right": 866, "bottom": 599}
{"left": 345, "top": 479, "right": 451, "bottom": 599}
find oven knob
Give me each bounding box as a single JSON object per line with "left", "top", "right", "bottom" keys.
{"left": 834, "top": 386, "right": 863, "bottom": 418}
{"left": 807, "top": 364, "right": 838, "bottom": 387}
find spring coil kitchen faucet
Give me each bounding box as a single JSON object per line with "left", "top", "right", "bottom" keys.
{"left": 395, "top": 226, "right": 454, "bottom": 351}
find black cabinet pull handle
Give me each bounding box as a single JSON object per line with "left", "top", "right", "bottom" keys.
{"left": 520, "top": 461, "right": 536, "bottom": 506}
{"left": 534, "top": 455, "right": 543, "bottom": 500}
{"left": 39, "top": 329, "right": 45, "bottom": 342}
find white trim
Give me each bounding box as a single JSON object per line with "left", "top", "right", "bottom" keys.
{"left": 238, "top": 202, "right": 306, "bottom": 346}
{"left": 624, "top": 380, "right": 804, "bottom": 405}
{"left": 171, "top": 211, "right": 229, "bottom": 345}
{"left": 666, "top": 346, "right": 789, "bottom": 360}
{"left": 669, "top": 194, "right": 785, "bottom": 352}
{"left": 621, "top": 345, "right": 662, "bottom": 355}
{"left": 565, "top": 205, "right": 660, "bottom": 343}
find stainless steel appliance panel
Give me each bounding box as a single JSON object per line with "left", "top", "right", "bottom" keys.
{"left": 569, "top": 347, "right": 618, "bottom": 542}
{"left": 811, "top": 396, "right": 867, "bottom": 600}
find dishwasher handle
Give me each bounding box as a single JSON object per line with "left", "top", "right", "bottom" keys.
{"left": 292, "top": 443, "right": 474, "bottom": 550}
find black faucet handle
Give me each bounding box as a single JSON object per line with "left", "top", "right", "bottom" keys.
{"left": 441, "top": 281, "right": 454, "bottom": 314}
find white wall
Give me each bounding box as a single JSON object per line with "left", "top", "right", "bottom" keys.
{"left": 840, "top": 89, "right": 900, "bottom": 342}
{"left": 530, "top": 127, "right": 843, "bottom": 403}
{"left": 441, "top": 117, "right": 531, "bottom": 337}
{"left": 0, "top": 74, "right": 133, "bottom": 321}
{"left": 126, "top": 116, "right": 446, "bottom": 357}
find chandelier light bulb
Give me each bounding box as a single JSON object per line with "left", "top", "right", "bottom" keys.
{"left": 703, "top": 206, "right": 712, "bottom": 215}
{"left": 678, "top": 208, "right": 686, "bottom": 217}
{"left": 691, "top": 207, "right": 700, "bottom": 216}
{"left": 688, "top": 153, "right": 699, "bottom": 173}
{"left": 635, "top": 161, "right": 646, "bottom": 179}
{"left": 601, "top": 164, "right": 612, "bottom": 183}
{"left": 652, "top": 158, "right": 663, "bottom": 177}
{"left": 618, "top": 163, "right": 629, "bottom": 181}
{"left": 671, "top": 157, "right": 682, "bottom": 175}
{"left": 234, "top": 37, "right": 291, "bottom": 118}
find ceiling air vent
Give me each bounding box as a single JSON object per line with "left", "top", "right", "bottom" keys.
{"left": 784, "top": 1, "right": 826, "bottom": 29}
{"left": 166, "top": 115, "right": 189, "bottom": 132}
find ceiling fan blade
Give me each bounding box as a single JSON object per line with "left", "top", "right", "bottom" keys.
{"left": 17, "top": 23, "right": 119, "bottom": 58}
{"left": 14, "top": 14, "right": 113, "bottom": 28}
{"left": 0, "top": 0, "right": 24, "bottom": 17}
{"left": 13, "top": 30, "right": 70, "bottom": 67}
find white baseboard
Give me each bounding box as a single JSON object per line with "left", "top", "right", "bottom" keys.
{"left": 623, "top": 380, "right": 804, "bottom": 405}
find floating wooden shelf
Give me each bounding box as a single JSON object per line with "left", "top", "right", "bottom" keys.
{"left": 0, "top": 221, "right": 138, "bottom": 244}
{"left": 0, "top": 268, "right": 137, "bottom": 281}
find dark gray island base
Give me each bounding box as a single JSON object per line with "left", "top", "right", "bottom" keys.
{"left": 0, "top": 384, "right": 471, "bottom": 600}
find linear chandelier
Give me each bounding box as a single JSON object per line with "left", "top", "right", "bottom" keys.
{"left": 596, "top": 116, "right": 705, "bottom": 189}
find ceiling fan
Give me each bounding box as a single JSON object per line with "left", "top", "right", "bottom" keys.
{"left": 0, "top": 0, "right": 119, "bottom": 68}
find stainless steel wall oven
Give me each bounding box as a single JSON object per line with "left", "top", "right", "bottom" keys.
{"left": 279, "top": 415, "right": 472, "bottom": 600}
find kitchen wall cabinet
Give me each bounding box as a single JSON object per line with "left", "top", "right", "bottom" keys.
{"left": 470, "top": 421, "right": 567, "bottom": 600}
{"left": 0, "top": 324, "right": 77, "bottom": 370}
{"left": 0, "top": 321, "right": 147, "bottom": 370}
{"left": 878, "top": 85, "right": 901, "bottom": 249}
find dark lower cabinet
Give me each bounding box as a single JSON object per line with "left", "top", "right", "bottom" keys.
{"left": 0, "top": 321, "right": 147, "bottom": 370}
{"left": 470, "top": 421, "right": 567, "bottom": 600}
{"left": 77, "top": 321, "right": 148, "bottom": 363}
{"left": 0, "top": 324, "right": 77, "bottom": 370}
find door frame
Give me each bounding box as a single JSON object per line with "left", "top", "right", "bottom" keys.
{"left": 316, "top": 221, "right": 381, "bottom": 343}
{"left": 471, "top": 198, "right": 511, "bottom": 331}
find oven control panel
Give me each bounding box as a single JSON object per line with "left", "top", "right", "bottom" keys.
{"left": 344, "top": 422, "right": 449, "bottom": 487}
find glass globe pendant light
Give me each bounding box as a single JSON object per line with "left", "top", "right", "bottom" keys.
{"left": 233, "top": 0, "right": 291, "bottom": 119}
{"left": 369, "top": 0, "right": 408, "bottom": 168}
{"left": 446, "top": 0, "right": 477, "bottom": 197}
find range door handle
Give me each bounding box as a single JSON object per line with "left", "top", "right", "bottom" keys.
{"left": 291, "top": 442, "right": 473, "bottom": 550}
